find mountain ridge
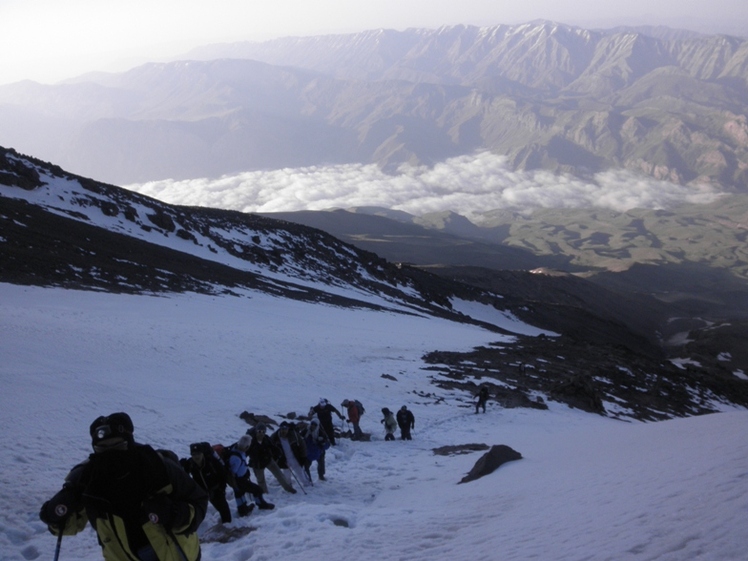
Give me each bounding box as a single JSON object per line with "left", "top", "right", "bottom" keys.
{"left": 2, "top": 146, "right": 747, "bottom": 419}
{"left": 1, "top": 21, "right": 746, "bottom": 188}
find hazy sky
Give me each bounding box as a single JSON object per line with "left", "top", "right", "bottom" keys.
{"left": 1, "top": 0, "right": 747, "bottom": 86}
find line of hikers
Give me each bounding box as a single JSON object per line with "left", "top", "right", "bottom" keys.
{"left": 38, "top": 400, "right": 417, "bottom": 561}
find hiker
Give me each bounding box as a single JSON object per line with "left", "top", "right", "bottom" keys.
{"left": 226, "top": 435, "right": 275, "bottom": 515}
{"left": 396, "top": 405, "right": 415, "bottom": 440}
{"left": 381, "top": 408, "right": 398, "bottom": 441}
{"left": 342, "top": 399, "right": 364, "bottom": 440}
{"left": 248, "top": 422, "right": 297, "bottom": 494}
{"left": 183, "top": 442, "right": 232, "bottom": 523}
{"left": 39, "top": 412, "right": 207, "bottom": 561}
{"left": 476, "top": 385, "right": 489, "bottom": 414}
{"left": 309, "top": 398, "right": 345, "bottom": 445}
{"left": 303, "top": 418, "right": 331, "bottom": 482}
{"left": 270, "top": 421, "right": 311, "bottom": 486}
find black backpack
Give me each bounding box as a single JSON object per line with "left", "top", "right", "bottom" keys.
{"left": 354, "top": 400, "right": 365, "bottom": 416}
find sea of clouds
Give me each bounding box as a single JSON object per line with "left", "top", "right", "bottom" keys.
{"left": 125, "top": 152, "right": 724, "bottom": 221}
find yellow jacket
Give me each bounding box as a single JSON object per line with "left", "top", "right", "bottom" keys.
{"left": 48, "top": 444, "right": 207, "bottom": 561}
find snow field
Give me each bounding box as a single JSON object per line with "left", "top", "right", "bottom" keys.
{"left": 1, "top": 283, "right": 747, "bottom": 561}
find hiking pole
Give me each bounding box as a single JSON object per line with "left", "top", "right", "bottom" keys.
{"left": 53, "top": 526, "right": 63, "bottom": 561}
{"left": 288, "top": 468, "right": 308, "bottom": 495}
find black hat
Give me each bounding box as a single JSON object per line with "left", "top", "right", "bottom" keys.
{"left": 90, "top": 412, "right": 134, "bottom": 448}
{"left": 189, "top": 442, "right": 206, "bottom": 455}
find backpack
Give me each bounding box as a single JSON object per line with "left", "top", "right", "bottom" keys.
{"left": 212, "top": 443, "right": 230, "bottom": 463}
{"left": 354, "top": 400, "right": 365, "bottom": 416}
{"left": 211, "top": 443, "right": 238, "bottom": 487}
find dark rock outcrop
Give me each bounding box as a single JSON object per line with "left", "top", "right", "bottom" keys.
{"left": 459, "top": 445, "right": 523, "bottom": 484}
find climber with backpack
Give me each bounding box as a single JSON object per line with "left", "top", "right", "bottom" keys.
{"left": 342, "top": 399, "right": 365, "bottom": 441}
{"left": 247, "top": 423, "right": 297, "bottom": 494}
{"left": 182, "top": 442, "right": 233, "bottom": 523}
{"left": 396, "top": 405, "right": 415, "bottom": 440}
{"left": 225, "top": 435, "right": 275, "bottom": 516}
{"left": 309, "top": 398, "right": 345, "bottom": 445}
{"left": 39, "top": 412, "right": 207, "bottom": 561}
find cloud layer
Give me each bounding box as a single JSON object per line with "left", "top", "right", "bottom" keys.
{"left": 125, "top": 152, "right": 724, "bottom": 221}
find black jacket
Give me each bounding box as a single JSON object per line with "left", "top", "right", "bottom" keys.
{"left": 42, "top": 443, "right": 207, "bottom": 561}
{"left": 248, "top": 435, "right": 281, "bottom": 469}
{"left": 396, "top": 408, "right": 415, "bottom": 429}
{"left": 184, "top": 449, "right": 228, "bottom": 493}
{"left": 309, "top": 403, "right": 343, "bottom": 439}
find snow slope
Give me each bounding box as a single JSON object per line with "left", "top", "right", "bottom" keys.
{"left": 1, "top": 283, "right": 747, "bottom": 561}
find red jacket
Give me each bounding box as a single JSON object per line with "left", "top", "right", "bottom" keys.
{"left": 345, "top": 401, "right": 360, "bottom": 424}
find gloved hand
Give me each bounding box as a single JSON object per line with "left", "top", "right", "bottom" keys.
{"left": 142, "top": 495, "right": 188, "bottom": 530}
{"left": 40, "top": 487, "right": 76, "bottom": 527}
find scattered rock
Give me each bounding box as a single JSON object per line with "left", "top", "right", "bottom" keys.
{"left": 459, "top": 445, "right": 523, "bottom": 484}
{"left": 433, "top": 443, "right": 490, "bottom": 456}
{"left": 550, "top": 374, "right": 605, "bottom": 414}
{"left": 239, "top": 411, "right": 277, "bottom": 428}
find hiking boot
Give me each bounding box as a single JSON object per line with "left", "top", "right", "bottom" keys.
{"left": 287, "top": 488, "right": 297, "bottom": 494}
{"left": 258, "top": 501, "right": 275, "bottom": 510}
{"left": 237, "top": 503, "right": 254, "bottom": 517}
{"left": 319, "top": 475, "right": 326, "bottom": 481}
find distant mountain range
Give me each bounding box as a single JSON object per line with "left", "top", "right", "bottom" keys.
{"left": 1, "top": 21, "right": 747, "bottom": 188}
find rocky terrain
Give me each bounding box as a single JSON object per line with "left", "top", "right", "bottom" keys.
{"left": 3, "top": 146, "right": 747, "bottom": 421}
{"left": 423, "top": 332, "right": 747, "bottom": 422}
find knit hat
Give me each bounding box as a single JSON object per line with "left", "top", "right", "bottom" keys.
{"left": 237, "top": 435, "right": 252, "bottom": 451}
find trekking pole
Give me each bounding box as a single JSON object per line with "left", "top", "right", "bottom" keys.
{"left": 53, "top": 526, "right": 63, "bottom": 561}
{"left": 288, "top": 468, "right": 308, "bottom": 495}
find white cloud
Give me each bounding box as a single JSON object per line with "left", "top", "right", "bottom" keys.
{"left": 125, "top": 152, "right": 725, "bottom": 221}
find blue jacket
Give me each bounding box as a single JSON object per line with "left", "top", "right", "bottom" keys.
{"left": 304, "top": 427, "right": 330, "bottom": 463}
